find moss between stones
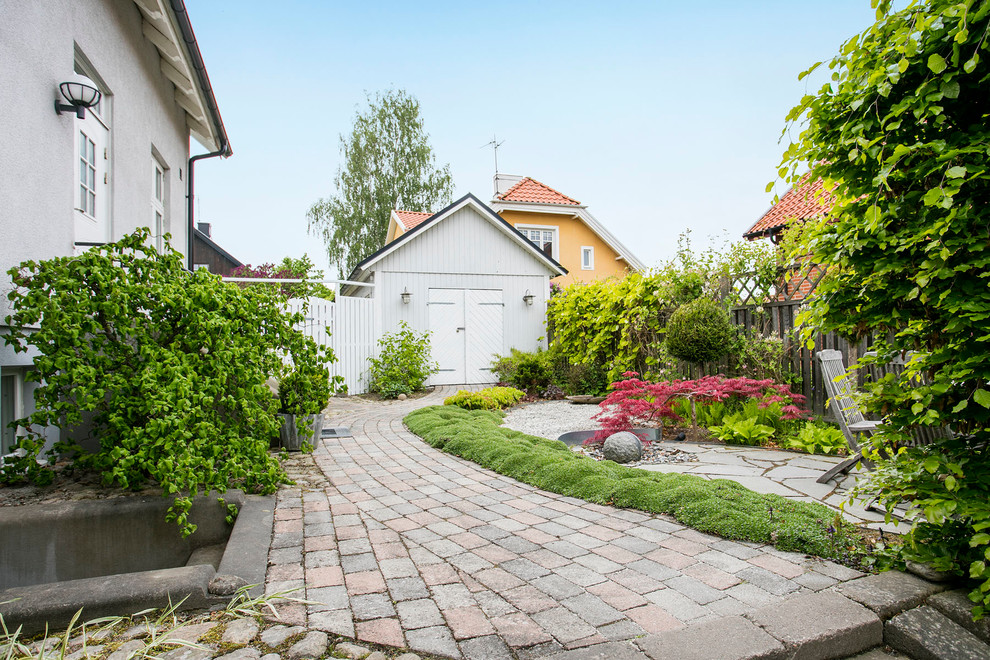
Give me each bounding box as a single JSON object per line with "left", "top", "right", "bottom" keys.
{"left": 404, "top": 406, "right": 864, "bottom": 561}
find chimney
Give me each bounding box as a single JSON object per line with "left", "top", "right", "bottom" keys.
{"left": 493, "top": 174, "right": 523, "bottom": 197}
{"left": 197, "top": 222, "right": 211, "bottom": 238}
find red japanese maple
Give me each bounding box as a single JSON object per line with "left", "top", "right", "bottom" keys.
{"left": 589, "top": 373, "right": 806, "bottom": 443}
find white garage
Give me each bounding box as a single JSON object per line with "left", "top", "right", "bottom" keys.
{"left": 343, "top": 194, "right": 566, "bottom": 386}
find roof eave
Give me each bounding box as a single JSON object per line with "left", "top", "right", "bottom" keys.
{"left": 194, "top": 228, "right": 242, "bottom": 266}
{"left": 490, "top": 199, "right": 586, "bottom": 211}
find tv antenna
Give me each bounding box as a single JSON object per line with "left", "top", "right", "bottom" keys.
{"left": 481, "top": 135, "right": 505, "bottom": 175}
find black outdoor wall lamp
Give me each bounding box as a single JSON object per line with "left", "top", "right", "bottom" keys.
{"left": 401, "top": 287, "right": 412, "bottom": 304}
{"left": 55, "top": 74, "right": 101, "bottom": 119}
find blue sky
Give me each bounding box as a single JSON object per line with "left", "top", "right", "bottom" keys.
{"left": 188, "top": 1, "right": 878, "bottom": 275}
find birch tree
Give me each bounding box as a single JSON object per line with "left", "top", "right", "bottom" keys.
{"left": 308, "top": 90, "right": 453, "bottom": 277}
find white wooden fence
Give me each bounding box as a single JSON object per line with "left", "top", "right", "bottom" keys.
{"left": 286, "top": 296, "right": 375, "bottom": 394}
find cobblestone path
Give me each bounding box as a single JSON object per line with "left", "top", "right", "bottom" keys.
{"left": 266, "top": 388, "right": 865, "bottom": 660}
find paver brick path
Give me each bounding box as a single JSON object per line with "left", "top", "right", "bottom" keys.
{"left": 267, "top": 388, "right": 866, "bottom": 659}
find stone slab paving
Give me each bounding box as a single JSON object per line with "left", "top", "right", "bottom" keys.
{"left": 636, "top": 443, "right": 901, "bottom": 531}
{"left": 267, "top": 388, "right": 872, "bottom": 659}
{"left": 504, "top": 400, "right": 904, "bottom": 531}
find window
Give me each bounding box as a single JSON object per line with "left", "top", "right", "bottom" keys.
{"left": 152, "top": 158, "right": 166, "bottom": 251}
{"left": 72, "top": 56, "right": 110, "bottom": 246}
{"left": 1, "top": 372, "right": 19, "bottom": 455}
{"left": 518, "top": 226, "right": 558, "bottom": 260}
{"left": 581, "top": 246, "right": 595, "bottom": 270}
{"left": 78, "top": 132, "right": 97, "bottom": 217}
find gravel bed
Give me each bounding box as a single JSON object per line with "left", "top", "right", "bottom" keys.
{"left": 501, "top": 400, "right": 604, "bottom": 441}
{"left": 501, "top": 400, "right": 699, "bottom": 465}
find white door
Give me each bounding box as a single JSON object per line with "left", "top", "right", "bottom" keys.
{"left": 74, "top": 107, "right": 110, "bottom": 246}
{"left": 428, "top": 288, "right": 504, "bottom": 385}
{"left": 428, "top": 289, "right": 466, "bottom": 385}
{"left": 466, "top": 289, "right": 503, "bottom": 384}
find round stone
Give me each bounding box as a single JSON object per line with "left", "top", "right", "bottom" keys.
{"left": 602, "top": 432, "right": 643, "bottom": 463}
{"left": 397, "top": 393, "right": 408, "bottom": 400}
{"left": 209, "top": 574, "right": 248, "bottom": 596}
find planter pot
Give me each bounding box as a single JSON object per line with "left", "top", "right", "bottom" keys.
{"left": 311, "top": 413, "right": 325, "bottom": 441}
{"left": 278, "top": 413, "right": 318, "bottom": 451}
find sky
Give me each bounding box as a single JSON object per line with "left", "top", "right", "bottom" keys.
{"left": 187, "top": 1, "right": 880, "bottom": 276}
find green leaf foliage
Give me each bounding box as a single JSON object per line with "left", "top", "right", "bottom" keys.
{"left": 368, "top": 321, "right": 438, "bottom": 398}
{"left": 2, "top": 229, "right": 333, "bottom": 535}
{"left": 784, "top": 422, "right": 849, "bottom": 456}
{"left": 547, "top": 232, "right": 778, "bottom": 383}
{"left": 307, "top": 89, "right": 454, "bottom": 277}
{"left": 443, "top": 387, "right": 525, "bottom": 410}
{"left": 778, "top": 0, "right": 990, "bottom": 613}
{"left": 404, "top": 406, "right": 867, "bottom": 561}
{"left": 664, "top": 298, "right": 736, "bottom": 367}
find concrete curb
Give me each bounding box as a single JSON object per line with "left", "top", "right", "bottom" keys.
{"left": 214, "top": 494, "right": 275, "bottom": 599}
{"left": 0, "top": 564, "right": 216, "bottom": 635}
{"left": 0, "top": 490, "right": 274, "bottom": 634}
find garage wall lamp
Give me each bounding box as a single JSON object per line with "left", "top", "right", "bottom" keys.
{"left": 55, "top": 73, "right": 101, "bottom": 119}
{"left": 401, "top": 287, "right": 412, "bottom": 304}
{"left": 523, "top": 290, "right": 534, "bottom": 306}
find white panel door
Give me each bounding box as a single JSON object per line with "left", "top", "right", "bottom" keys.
{"left": 74, "top": 111, "right": 110, "bottom": 245}
{"left": 428, "top": 289, "right": 466, "bottom": 384}
{"left": 465, "top": 289, "right": 503, "bottom": 384}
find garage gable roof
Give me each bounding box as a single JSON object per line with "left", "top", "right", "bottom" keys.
{"left": 349, "top": 193, "right": 568, "bottom": 280}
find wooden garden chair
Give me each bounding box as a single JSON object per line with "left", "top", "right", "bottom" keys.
{"left": 816, "top": 349, "right": 882, "bottom": 484}
{"left": 863, "top": 351, "right": 953, "bottom": 447}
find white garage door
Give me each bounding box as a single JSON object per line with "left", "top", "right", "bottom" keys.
{"left": 428, "top": 288, "right": 504, "bottom": 385}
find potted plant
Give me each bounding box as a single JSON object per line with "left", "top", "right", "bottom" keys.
{"left": 277, "top": 362, "right": 332, "bottom": 451}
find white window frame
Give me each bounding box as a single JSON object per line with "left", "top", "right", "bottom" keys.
{"left": 516, "top": 224, "right": 559, "bottom": 261}
{"left": 1, "top": 370, "right": 24, "bottom": 455}
{"left": 581, "top": 246, "right": 595, "bottom": 270}
{"left": 152, "top": 157, "right": 167, "bottom": 251}
{"left": 72, "top": 53, "right": 111, "bottom": 247}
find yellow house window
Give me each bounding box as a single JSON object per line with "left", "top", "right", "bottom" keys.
{"left": 581, "top": 246, "right": 594, "bottom": 270}
{"left": 518, "top": 225, "right": 558, "bottom": 260}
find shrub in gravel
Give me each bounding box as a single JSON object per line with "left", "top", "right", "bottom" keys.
{"left": 404, "top": 405, "right": 867, "bottom": 562}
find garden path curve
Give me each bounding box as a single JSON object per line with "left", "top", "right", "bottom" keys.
{"left": 267, "top": 388, "right": 866, "bottom": 660}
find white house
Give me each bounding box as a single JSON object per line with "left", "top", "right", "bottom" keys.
{"left": 0, "top": 0, "right": 231, "bottom": 453}
{"left": 342, "top": 194, "right": 566, "bottom": 386}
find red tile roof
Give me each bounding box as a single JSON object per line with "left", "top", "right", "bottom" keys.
{"left": 394, "top": 210, "right": 433, "bottom": 231}
{"left": 745, "top": 175, "right": 836, "bottom": 239}
{"left": 497, "top": 177, "right": 581, "bottom": 206}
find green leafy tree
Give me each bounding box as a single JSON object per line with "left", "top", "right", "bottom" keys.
{"left": 308, "top": 89, "right": 454, "bottom": 277}
{"left": 2, "top": 229, "right": 331, "bottom": 534}
{"left": 230, "top": 255, "right": 336, "bottom": 300}
{"left": 777, "top": 0, "right": 990, "bottom": 613}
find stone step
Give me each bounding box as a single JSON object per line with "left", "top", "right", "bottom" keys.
{"left": 885, "top": 605, "right": 990, "bottom": 660}
{"left": 927, "top": 589, "right": 990, "bottom": 644}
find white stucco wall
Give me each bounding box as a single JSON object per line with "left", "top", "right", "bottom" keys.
{"left": 0, "top": 0, "right": 191, "bottom": 324}
{"left": 0, "top": 0, "right": 197, "bottom": 446}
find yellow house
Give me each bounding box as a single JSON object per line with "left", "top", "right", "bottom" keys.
{"left": 490, "top": 176, "right": 643, "bottom": 286}
{"left": 383, "top": 176, "right": 642, "bottom": 287}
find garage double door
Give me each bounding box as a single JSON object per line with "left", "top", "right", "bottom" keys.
{"left": 428, "top": 288, "right": 503, "bottom": 385}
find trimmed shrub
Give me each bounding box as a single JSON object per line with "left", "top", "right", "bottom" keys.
{"left": 444, "top": 387, "right": 525, "bottom": 410}
{"left": 664, "top": 298, "right": 736, "bottom": 366}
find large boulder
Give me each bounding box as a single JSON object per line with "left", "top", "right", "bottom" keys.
{"left": 602, "top": 432, "right": 643, "bottom": 463}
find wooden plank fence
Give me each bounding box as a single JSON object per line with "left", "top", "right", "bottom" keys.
{"left": 285, "top": 296, "right": 375, "bottom": 395}
{"left": 725, "top": 264, "right": 867, "bottom": 419}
